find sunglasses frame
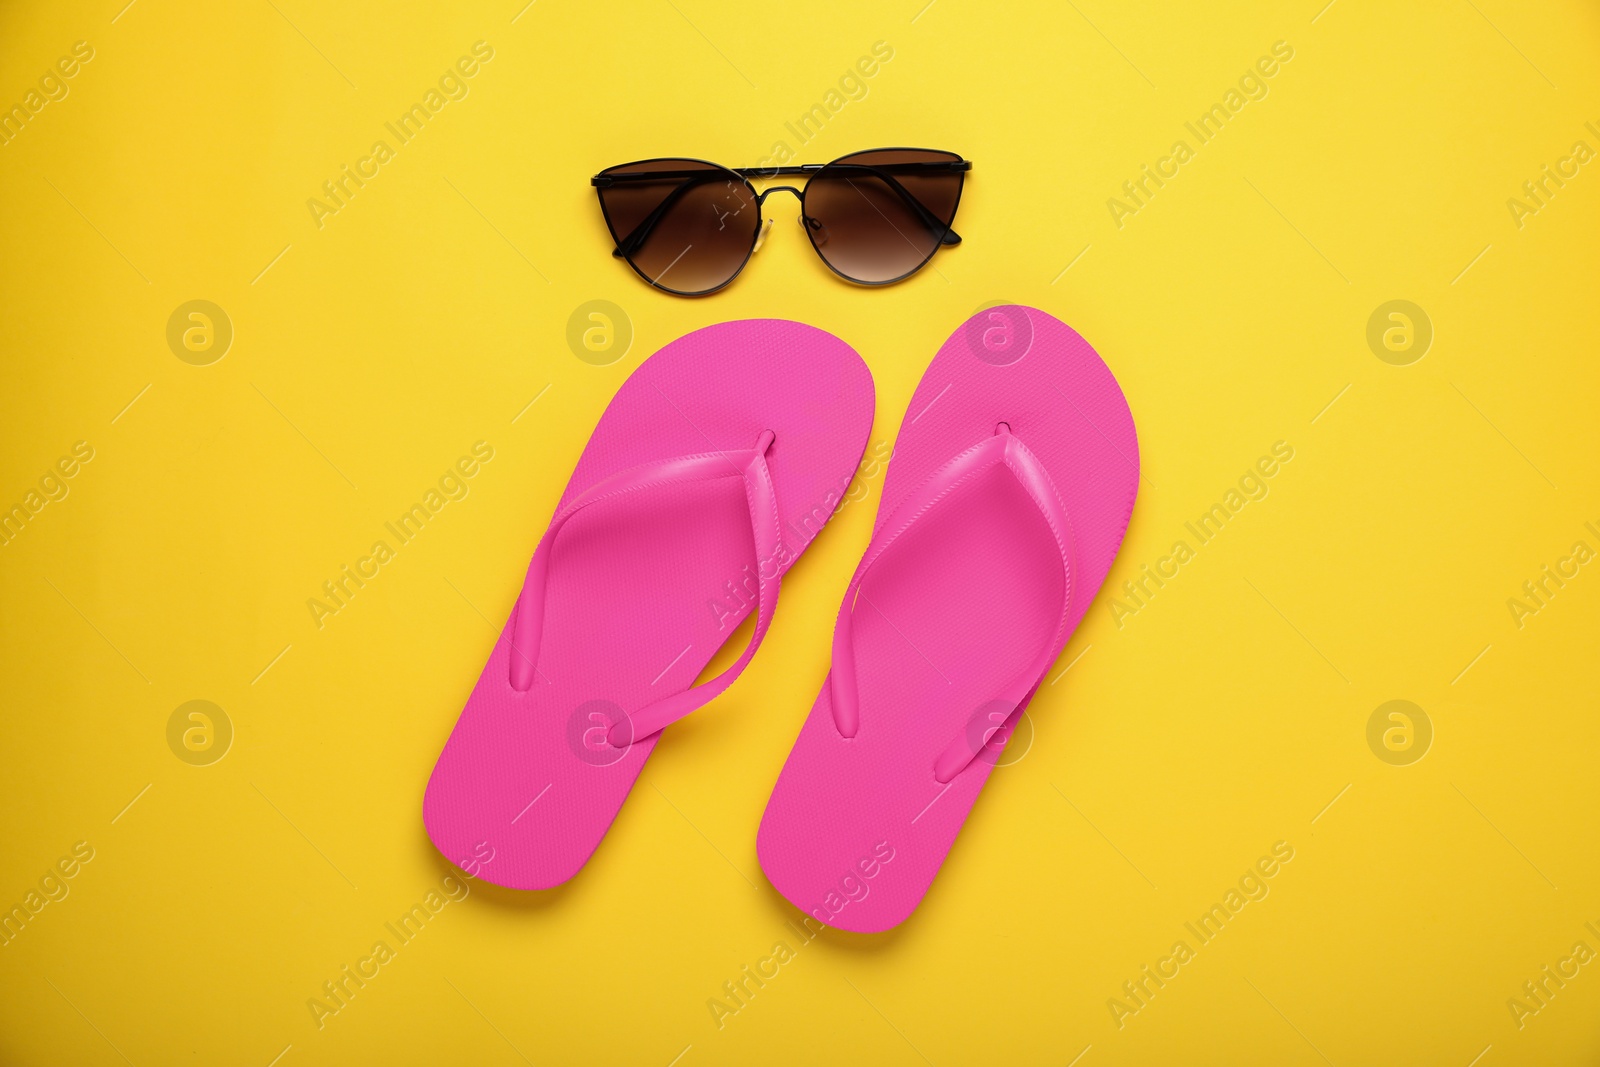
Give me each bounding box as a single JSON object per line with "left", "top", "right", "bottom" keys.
{"left": 591, "top": 147, "right": 971, "bottom": 296}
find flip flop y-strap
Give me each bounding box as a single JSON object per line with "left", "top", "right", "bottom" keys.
{"left": 828, "top": 425, "right": 1075, "bottom": 783}
{"left": 510, "top": 430, "right": 782, "bottom": 745}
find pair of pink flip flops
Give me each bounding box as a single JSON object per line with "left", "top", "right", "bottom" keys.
{"left": 424, "top": 305, "right": 1139, "bottom": 932}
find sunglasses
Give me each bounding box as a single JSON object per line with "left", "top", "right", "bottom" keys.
{"left": 591, "top": 147, "right": 970, "bottom": 296}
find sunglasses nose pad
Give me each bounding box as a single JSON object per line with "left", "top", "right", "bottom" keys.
{"left": 751, "top": 217, "right": 774, "bottom": 254}
{"left": 803, "top": 215, "right": 828, "bottom": 247}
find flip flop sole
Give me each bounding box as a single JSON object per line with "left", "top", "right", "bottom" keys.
{"left": 426, "top": 319, "right": 873, "bottom": 890}
{"left": 757, "top": 306, "right": 1138, "bottom": 932}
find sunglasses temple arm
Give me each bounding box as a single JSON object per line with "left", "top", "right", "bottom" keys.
{"left": 613, "top": 171, "right": 733, "bottom": 257}
{"left": 878, "top": 172, "right": 956, "bottom": 239}
{"left": 838, "top": 165, "right": 962, "bottom": 244}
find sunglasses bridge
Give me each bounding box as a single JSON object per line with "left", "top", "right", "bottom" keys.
{"left": 754, "top": 185, "right": 805, "bottom": 205}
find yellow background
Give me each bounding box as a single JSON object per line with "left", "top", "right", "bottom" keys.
{"left": 3, "top": 0, "right": 1598, "bottom": 1063}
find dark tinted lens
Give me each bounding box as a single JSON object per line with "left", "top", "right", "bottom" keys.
{"left": 596, "top": 159, "right": 759, "bottom": 294}
{"left": 802, "top": 149, "right": 964, "bottom": 284}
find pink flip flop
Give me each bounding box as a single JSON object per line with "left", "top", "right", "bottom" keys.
{"left": 757, "top": 305, "right": 1139, "bottom": 932}
{"left": 425, "top": 319, "right": 873, "bottom": 890}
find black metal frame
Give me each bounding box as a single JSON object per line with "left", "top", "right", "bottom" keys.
{"left": 591, "top": 148, "right": 971, "bottom": 296}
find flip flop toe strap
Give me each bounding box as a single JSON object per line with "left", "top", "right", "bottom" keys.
{"left": 509, "top": 431, "right": 782, "bottom": 747}
{"left": 828, "top": 426, "right": 1074, "bottom": 783}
